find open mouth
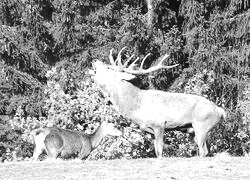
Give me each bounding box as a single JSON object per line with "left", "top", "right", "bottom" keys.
{"left": 88, "top": 63, "right": 96, "bottom": 76}
{"left": 92, "top": 62, "right": 96, "bottom": 72}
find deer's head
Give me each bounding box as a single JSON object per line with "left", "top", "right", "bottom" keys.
{"left": 101, "top": 121, "right": 123, "bottom": 137}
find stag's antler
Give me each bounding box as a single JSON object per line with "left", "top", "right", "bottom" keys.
{"left": 108, "top": 47, "right": 179, "bottom": 75}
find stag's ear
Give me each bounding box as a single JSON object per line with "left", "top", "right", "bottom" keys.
{"left": 120, "top": 73, "right": 136, "bottom": 81}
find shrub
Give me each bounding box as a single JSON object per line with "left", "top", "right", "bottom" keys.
{"left": 6, "top": 66, "right": 156, "bottom": 161}
{"left": 0, "top": 115, "right": 33, "bottom": 162}
{"left": 43, "top": 67, "right": 156, "bottom": 160}
{"left": 168, "top": 70, "right": 250, "bottom": 157}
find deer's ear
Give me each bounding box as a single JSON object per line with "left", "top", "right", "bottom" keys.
{"left": 120, "top": 73, "right": 136, "bottom": 81}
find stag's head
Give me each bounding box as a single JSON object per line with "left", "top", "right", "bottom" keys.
{"left": 92, "top": 47, "right": 179, "bottom": 90}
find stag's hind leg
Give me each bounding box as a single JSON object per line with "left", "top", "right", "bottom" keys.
{"left": 154, "top": 127, "right": 164, "bottom": 158}
{"left": 195, "top": 132, "right": 208, "bottom": 157}
{"left": 193, "top": 123, "right": 210, "bottom": 157}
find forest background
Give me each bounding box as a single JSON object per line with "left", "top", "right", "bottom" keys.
{"left": 0, "top": 0, "right": 249, "bottom": 162}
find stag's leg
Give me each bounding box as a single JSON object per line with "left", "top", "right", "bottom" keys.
{"left": 193, "top": 125, "right": 209, "bottom": 157}
{"left": 141, "top": 125, "right": 168, "bottom": 155}
{"left": 154, "top": 127, "right": 164, "bottom": 158}
{"left": 195, "top": 134, "right": 208, "bottom": 156}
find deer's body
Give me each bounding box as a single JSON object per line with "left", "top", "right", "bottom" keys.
{"left": 32, "top": 122, "right": 122, "bottom": 160}
{"left": 93, "top": 47, "right": 226, "bottom": 157}
{"left": 105, "top": 81, "right": 221, "bottom": 127}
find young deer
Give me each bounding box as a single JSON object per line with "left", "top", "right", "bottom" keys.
{"left": 32, "top": 121, "right": 122, "bottom": 160}
{"left": 92, "top": 47, "right": 226, "bottom": 157}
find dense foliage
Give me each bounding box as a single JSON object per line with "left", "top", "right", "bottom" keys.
{"left": 0, "top": 0, "right": 249, "bottom": 162}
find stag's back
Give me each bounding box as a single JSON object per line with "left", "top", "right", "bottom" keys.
{"left": 130, "top": 90, "right": 224, "bottom": 129}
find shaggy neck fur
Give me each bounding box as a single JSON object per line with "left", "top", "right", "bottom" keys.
{"left": 101, "top": 79, "right": 142, "bottom": 118}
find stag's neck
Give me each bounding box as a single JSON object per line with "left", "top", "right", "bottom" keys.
{"left": 97, "top": 80, "right": 143, "bottom": 125}
{"left": 107, "top": 80, "right": 142, "bottom": 116}
{"left": 89, "top": 124, "right": 106, "bottom": 149}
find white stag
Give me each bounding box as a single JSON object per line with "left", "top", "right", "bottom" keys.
{"left": 32, "top": 121, "right": 122, "bottom": 160}
{"left": 92, "top": 47, "right": 226, "bottom": 157}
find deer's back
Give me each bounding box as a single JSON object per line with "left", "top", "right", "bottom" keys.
{"left": 131, "top": 91, "right": 221, "bottom": 127}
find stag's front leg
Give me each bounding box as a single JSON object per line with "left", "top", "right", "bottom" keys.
{"left": 154, "top": 127, "right": 164, "bottom": 158}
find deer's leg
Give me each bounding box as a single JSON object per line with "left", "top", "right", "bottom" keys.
{"left": 46, "top": 147, "right": 60, "bottom": 159}
{"left": 141, "top": 125, "right": 168, "bottom": 155}
{"left": 196, "top": 135, "right": 208, "bottom": 157}
{"left": 78, "top": 141, "right": 92, "bottom": 160}
{"left": 193, "top": 119, "right": 214, "bottom": 157}
{"left": 78, "top": 151, "right": 88, "bottom": 160}
{"left": 32, "top": 144, "right": 44, "bottom": 161}
{"left": 194, "top": 128, "right": 209, "bottom": 157}
{"left": 32, "top": 136, "right": 46, "bottom": 161}
{"left": 44, "top": 133, "right": 63, "bottom": 159}
{"left": 154, "top": 127, "right": 164, "bottom": 158}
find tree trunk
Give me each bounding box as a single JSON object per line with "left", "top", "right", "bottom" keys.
{"left": 146, "top": 0, "right": 155, "bottom": 36}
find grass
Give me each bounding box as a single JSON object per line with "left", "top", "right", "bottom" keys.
{"left": 1, "top": 155, "right": 250, "bottom": 180}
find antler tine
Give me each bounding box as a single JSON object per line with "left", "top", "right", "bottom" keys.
{"left": 122, "top": 53, "right": 179, "bottom": 75}
{"left": 109, "top": 48, "right": 178, "bottom": 75}
{"left": 128, "top": 57, "right": 140, "bottom": 69}
{"left": 157, "top": 53, "right": 179, "bottom": 69}
{"left": 123, "top": 54, "right": 135, "bottom": 67}
{"left": 139, "top": 53, "right": 151, "bottom": 70}
{"left": 145, "top": 53, "right": 178, "bottom": 72}
{"left": 109, "top": 48, "right": 115, "bottom": 65}
{"left": 159, "top": 53, "right": 170, "bottom": 64}
{"left": 115, "top": 46, "right": 127, "bottom": 67}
